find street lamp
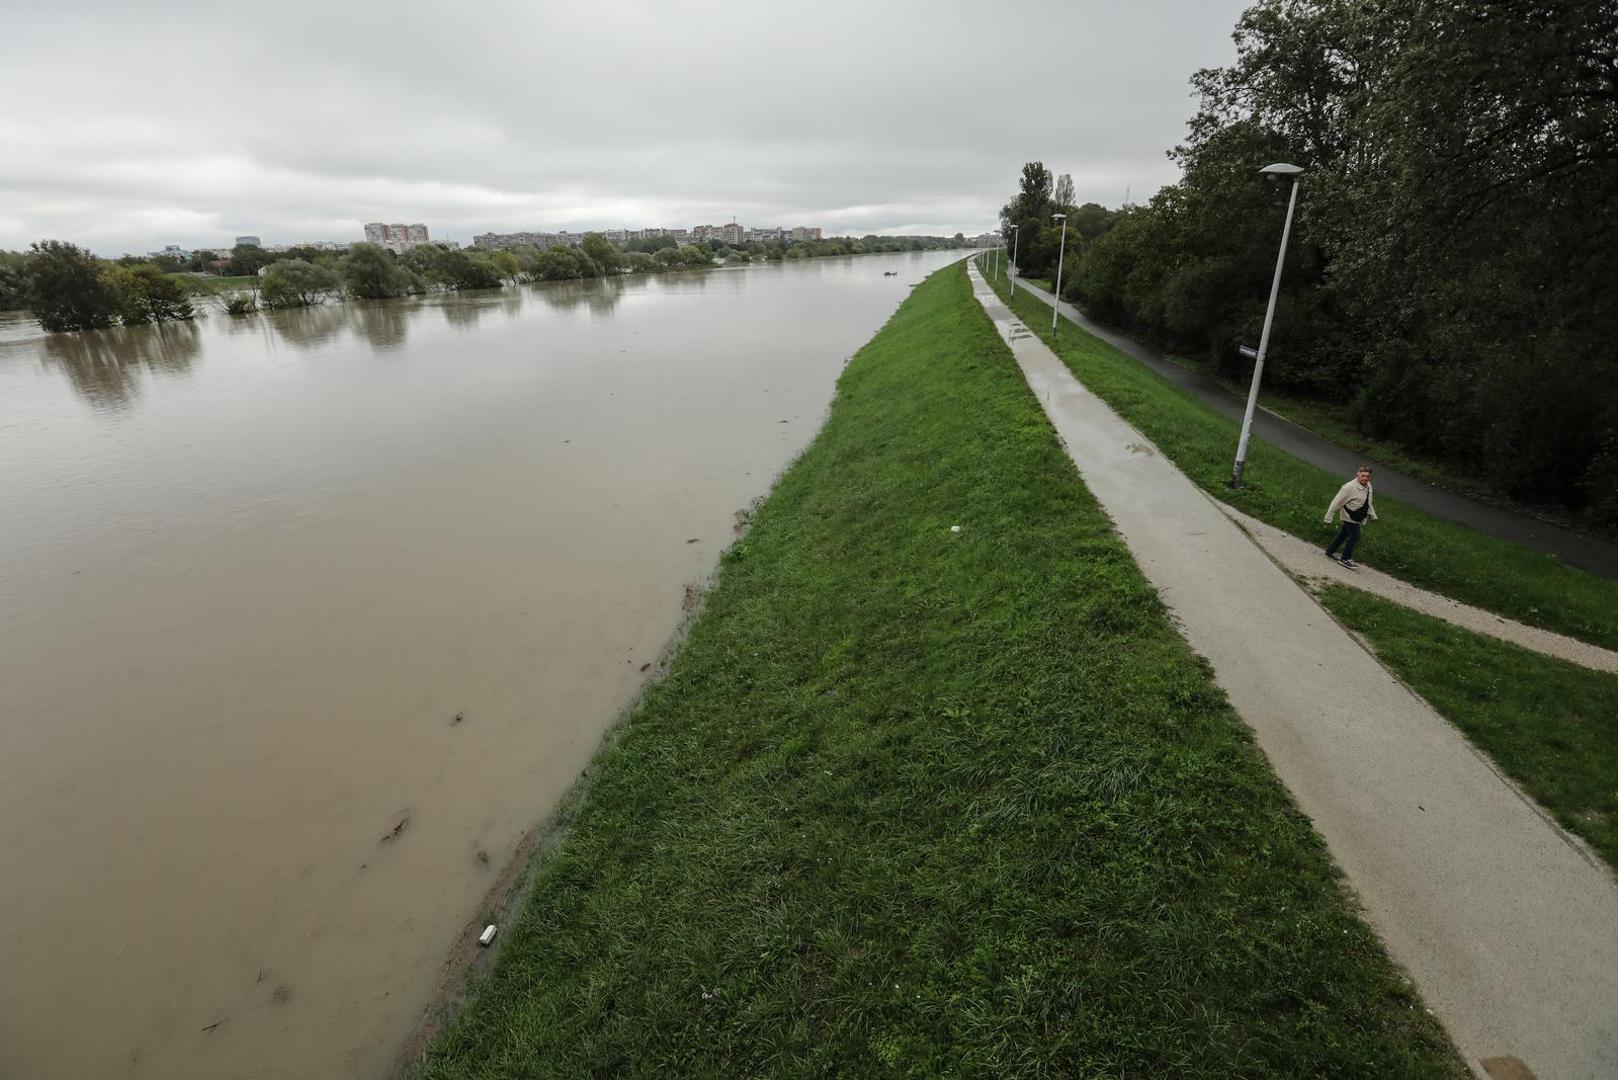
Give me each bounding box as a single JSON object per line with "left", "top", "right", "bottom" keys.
{"left": 1008, "top": 224, "right": 1020, "bottom": 298}
{"left": 1229, "top": 162, "right": 1304, "bottom": 488}
{"left": 1050, "top": 213, "right": 1068, "bottom": 333}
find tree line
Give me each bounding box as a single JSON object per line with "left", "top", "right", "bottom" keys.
{"left": 3, "top": 232, "right": 969, "bottom": 328}
{"left": 1004, "top": 0, "right": 1617, "bottom": 525}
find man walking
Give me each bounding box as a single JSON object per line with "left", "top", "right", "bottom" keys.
{"left": 1324, "top": 464, "right": 1377, "bottom": 568}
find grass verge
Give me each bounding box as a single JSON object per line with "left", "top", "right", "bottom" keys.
{"left": 982, "top": 263, "right": 1618, "bottom": 651}
{"left": 1320, "top": 584, "right": 1618, "bottom": 870}
{"left": 184, "top": 274, "right": 259, "bottom": 294}
{"left": 418, "top": 263, "right": 1462, "bottom": 1078}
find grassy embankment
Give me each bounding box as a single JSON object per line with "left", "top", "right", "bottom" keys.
{"left": 184, "top": 274, "right": 258, "bottom": 294}
{"left": 418, "top": 264, "right": 1463, "bottom": 1077}
{"left": 983, "top": 264, "right": 1618, "bottom": 651}
{"left": 1320, "top": 586, "right": 1618, "bottom": 869}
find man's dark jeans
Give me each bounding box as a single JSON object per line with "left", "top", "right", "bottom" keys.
{"left": 1327, "top": 521, "right": 1362, "bottom": 561}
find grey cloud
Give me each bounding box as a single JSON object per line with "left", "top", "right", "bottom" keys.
{"left": 0, "top": 0, "right": 1250, "bottom": 253}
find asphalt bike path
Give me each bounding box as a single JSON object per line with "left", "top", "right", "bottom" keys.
{"left": 970, "top": 263, "right": 1618, "bottom": 1080}
{"left": 1002, "top": 273, "right": 1618, "bottom": 581}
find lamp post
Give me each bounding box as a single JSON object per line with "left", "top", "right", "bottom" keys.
{"left": 1008, "top": 224, "right": 1020, "bottom": 298}
{"left": 1050, "top": 213, "right": 1068, "bottom": 333}
{"left": 994, "top": 243, "right": 1001, "bottom": 280}
{"left": 1229, "top": 162, "right": 1304, "bottom": 488}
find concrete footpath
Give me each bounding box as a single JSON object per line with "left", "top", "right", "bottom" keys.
{"left": 1216, "top": 502, "right": 1618, "bottom": 676}
{"left": 970, "top": 264, "right": 1618, "bottom": 1080}
{"left": 1004, "top": 274, "right": 1618, "bottom": 581}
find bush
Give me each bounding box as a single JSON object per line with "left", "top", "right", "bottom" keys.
{"left": 525, "top": 246, "right": 595, "bottom": 281}
{"left": 107, "top": 264, "right": 195, "bottom": 324}
{"left": 339, "top": 243, "right": 416, "bottom": 299}
{"left": 260, "top": 259, "right": 341, "bottom": 308}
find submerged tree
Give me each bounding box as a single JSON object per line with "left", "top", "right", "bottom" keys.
{"left": 339, "top": 243, "right": 416, "bottom": 300}
{"left": 260, "top": 259, "right": 341, "bottom": 308}
{"left": 108, "top": 263, "right": 195, "bottom": 324}
{"left": 27, "top": 241, "right": 121, "bottom": 332}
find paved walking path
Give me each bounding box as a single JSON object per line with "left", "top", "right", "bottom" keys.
{"left": 1002, "top": 273, "right": 1618, "bottom": 581}
{"left": 1217, "top": 503, "right": 1618, "bottom": 675}
{"left": 970, "top": 264, "right": 1618, "bottom": 1080}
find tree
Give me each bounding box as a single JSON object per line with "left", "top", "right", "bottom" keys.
{"left": 27, "top": 241, "right": 121, "bottom": 331}
{"left": 1034, "top": 0, "right": 1618, "bottom": 521}
{"left": 0, "top": 250, "right": 29, "bottom": 311}
{"left": 1053, "top": 172, "right": 1075, "bottom": 212}
{"left": 1070, "top": 202, "right": 1117, "bottom": 241}
{"left": 339, "top": 243, "right": 414, "bottom": 299}
{"left": 580, "top": 232, "right": 622, "bottom": 274}
{"left": 226, "top": 243, "right": 275, "bottom": 277}
{"left": 1000, "top": 162, "right": 1059, "bottom": 275}
{"left": 526, "top": 245, "right": 594, "bottom": 281}
{"left": 107, "top": 264, "right": 195, "bottom": 323}
{"left": 259, "top": 259, "right": 341, "bottom": 308}
{"left": 489, "top": 250, "right": 520, "bottom": 282}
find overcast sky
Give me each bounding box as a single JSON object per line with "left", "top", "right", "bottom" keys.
{"left": 0, "top": 0, "right": 1251, "bottom": 255}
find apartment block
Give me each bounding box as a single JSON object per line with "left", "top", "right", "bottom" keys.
{"left": 363, "top": 222, "right": 430, "bottom": 253}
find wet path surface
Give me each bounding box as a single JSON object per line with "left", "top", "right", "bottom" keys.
{"left": 976, "top": 263, "right": 1618, "bottom": 1080}
{"left": 1216, "top": 501, "right": 1618, "bottom": 674}
{"left": 0, "top": 251, "right": 961, "bottom": 1080}
{"left": 1009, "top": 276, "right": 1618, "bottom": 580}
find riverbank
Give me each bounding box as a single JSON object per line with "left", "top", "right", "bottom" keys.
{"left": 0, "top": 250, "right": 961, "bottom": 1080}
{"left": 412, "top": 262, "right": 1462, "bottom": 1076}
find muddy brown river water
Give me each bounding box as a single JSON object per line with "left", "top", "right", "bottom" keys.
{"left": 0, "top": 251, "right": 962, "bottom": 1079}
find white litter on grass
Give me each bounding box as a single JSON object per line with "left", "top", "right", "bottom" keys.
{"left": 950, "top": 525, "right": 961, "bottom": 533}
{"left": 478, "top": 924, "right": 498, "bottom": 946}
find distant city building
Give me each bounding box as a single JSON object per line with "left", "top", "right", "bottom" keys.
{"left": 235, "top": 235, "right": 261, "bottom": 248}
{"left": 472, "top": 231, "right": 582, "bottom": 251}
{"left": 789, "top": 226, "right": 822, "bottom": 242}
{"left": 363, "top": 222, "right": 430, "bottom": 253}
{"left": 970, "top": 232, "right": 999, "bottom": 247}
{"left": 748, "top": 226, "right": 783, "bottom": 243}
{"left": 719, "top": 222, "right": 745, "bottom": 245}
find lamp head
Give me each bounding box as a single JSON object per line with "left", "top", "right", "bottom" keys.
{"left": 1260, "top": 162, "right": 1304, "bottom": 183}
{"left": 1053, "top": 213, "right": 1067, "bottom": 221}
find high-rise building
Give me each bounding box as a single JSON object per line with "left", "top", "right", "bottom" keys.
{"left": 235, "top": 235, "right": 261, "bottom": 247}
{"left": 363, "top": 222, "right": 430, "bottom": 253}
{"left": 719, "top": 222, "right": 746, "bottom": 245}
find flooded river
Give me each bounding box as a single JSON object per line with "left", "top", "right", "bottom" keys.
{"left": 0, "top": 250, "right": 962, "bottom": 1079}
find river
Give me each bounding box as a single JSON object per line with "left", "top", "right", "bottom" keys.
{"left": 0, "top": 250, "right": 964, "bottom": 1079}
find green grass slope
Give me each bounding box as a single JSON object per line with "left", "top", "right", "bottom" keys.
{"left": 418, "top": 263, "right": 1463, "bottom": 1078}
